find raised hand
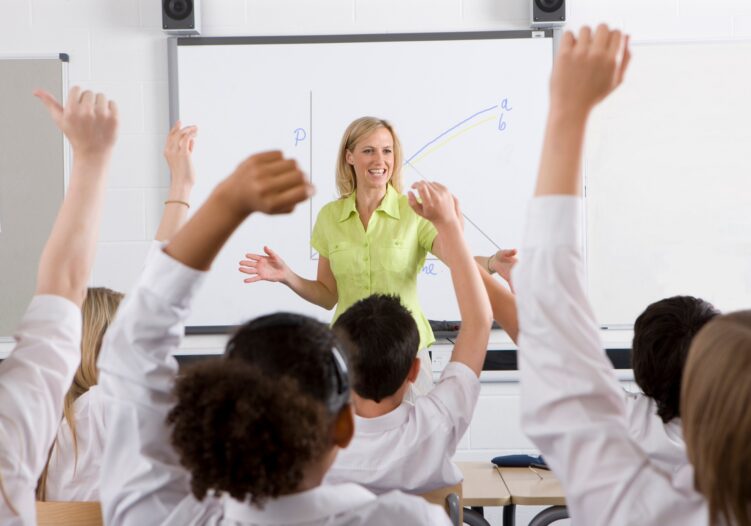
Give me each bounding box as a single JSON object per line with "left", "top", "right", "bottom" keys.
{"left": 407, "top": 181, "right": 460, "bottom": 229}
{"left": 220, "top": 151, "right": 313, "bottom": 216}
{"left": 34, "top": 86, "right": 118, "bottom": 160}
{"left": 551, "top": 25, "right": 631, "bottom": 115}
{"left": 490, "top": 248, "right": 517, "bottom": 284}
{"left": 164, "top": 120, "right": 198, "bottom": 189}
{"left": 239, "top": 246, "right": 289, "bottom": 283}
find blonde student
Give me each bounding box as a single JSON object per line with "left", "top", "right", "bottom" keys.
{"left": 37, "top": 121, "right": 198, "bottom": 502}
{"left": 325, "top": 181, "right": 500, "bottom": 494}
{"left": 515, "top": 24, "right": 751, "bottom": 525}
{"left": 97, "top": 151, "right": 451, "bottom": 525}
{"left": 0, "top": 87, "right": 117, "bottom": 525}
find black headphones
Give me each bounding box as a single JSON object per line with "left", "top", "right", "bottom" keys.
{"left": 233, "top": 312, "right": 351, "bottom": 414}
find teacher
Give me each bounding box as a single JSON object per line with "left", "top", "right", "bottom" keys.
{"left": 239, "top": 116, "right": 452, "bottom": 394}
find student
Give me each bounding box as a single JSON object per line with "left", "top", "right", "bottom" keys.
{"left": 479, "top": 253, "right": 714, "bottom": 476}
{"left": 37, "top": 121, "right": 198, "bottom": 502}
{"left": 97, "top": 152, "right": 451, "bottom": 525}
{"left": 324, "top": 181, "right": 494, "bottom": 494}
{"left": 0, "top": 87, "right": 117, "bottom": 525}
{"left": 515, "top": 24, "right": 751, "bottom": 525}
{"left": 626, "top": 296, "right": 719, "bottom": 475}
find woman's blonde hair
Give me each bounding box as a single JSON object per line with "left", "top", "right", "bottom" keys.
{"left": 682, "top": 310, "right": 751, "bottom": 526}
{"left": 36, "top": 287, "right": 124, "bottom": 500}
{"left": 335, "top": 117, "right": 404, "bottom": 198}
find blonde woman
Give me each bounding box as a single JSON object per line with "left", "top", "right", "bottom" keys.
{"left": 240, "top": 117, "right": 457, "bottom": 394}
{"left": 36, "top": 120, "right": 197, "bottom": 502}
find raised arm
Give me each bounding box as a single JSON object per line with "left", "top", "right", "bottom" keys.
{"left": 98, "top": 151, "right": 311, "bottom": 526}
{"left": 409, "top": 182, "right": 492, "bottom": 376}
{"left": 0, "top": 87, "right": 117, "bottom": 525}
{"left": 155, "top": 120, "right": 197, "bottom": 242}
{"left": 34, "top": 87, "right": 118, "bottom": 306}
{"left": 479, "top": 268, "right": 519, "bottom": 343}
{"left": 513, "top": 26, "right": 670, "bottom": 526}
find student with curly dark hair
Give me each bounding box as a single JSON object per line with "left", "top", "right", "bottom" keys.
{"left": 97, "top": 150, "right": 451, "bottom": 525}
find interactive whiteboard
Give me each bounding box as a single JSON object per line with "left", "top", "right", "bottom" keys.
{"left": 170, "top": 31, "right": 554, "bottom": 330}
{"left": 585, "top": 41, "right": 751, "bottom": 326}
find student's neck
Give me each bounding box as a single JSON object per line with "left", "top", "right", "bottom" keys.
{"left": 352, "top": 388, "right": 407, "bottom": 418}
{"left": 292, "top": 450, "right": 336, "bottom": 494}
{"left": 355, "top": 186, "right": 387, "bottom": 229}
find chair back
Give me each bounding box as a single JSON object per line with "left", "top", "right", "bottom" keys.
{"left": 421, "top": 482, "right": 463, "bottom": 526}
{"left": 36, "top": 501, "right": 103, "bottom": 526}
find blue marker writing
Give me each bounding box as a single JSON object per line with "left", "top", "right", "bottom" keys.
{"left": 294, "top": 128, "right": 307, "bottom": 146}
{"left": 422, "top": 263, "right": 437, "bottom": 276}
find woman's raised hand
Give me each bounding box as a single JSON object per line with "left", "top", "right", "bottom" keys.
{"left": 239, "top": 246, "right": 289, "bottom": 283}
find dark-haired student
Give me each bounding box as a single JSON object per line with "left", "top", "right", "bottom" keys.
{"left": 97, "top": 152, "right": 451, "bottom": 525}
{"left": 625, "top": 295, "right": 719, "bottom": 475}
{"left": 515, "top": 24, "right": 751, "bottom": 525}
{"left": 0, "top": 87, "right": 117, "bottom": 525}
{"left": 324, "top": 181, "right": 497, "bottom": 494}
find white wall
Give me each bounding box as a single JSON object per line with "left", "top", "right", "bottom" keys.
{"left": 2, "top": 1, "right": 744, "bottom": 524}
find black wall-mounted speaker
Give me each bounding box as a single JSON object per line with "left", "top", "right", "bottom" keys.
{"left": 531, "top": 0, "right": 566, "bottom": 27}
{"left": 162, "top": 0, "right": 201, "bottom": 35}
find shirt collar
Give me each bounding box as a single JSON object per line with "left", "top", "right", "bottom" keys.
{"left": 354, "top": 402, "right": 412, "bottom": 433}
{"left": 222, "top": 483, "right": 375, "bottom": 524}
{"left": 337, "top": 185, "right": 401, "bottom": 223}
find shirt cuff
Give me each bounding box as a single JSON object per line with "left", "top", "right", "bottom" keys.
{"left": 522, "top": 196, "right": 582, "bottom": 249}
{"left": 440, "top": 361, "right": 479, "bottom": 385}
{"left": 137, "top": 246, "right": 207, "bottom": 309}
{"left": 18, "top": 295, "right": 82, "bottom": 342}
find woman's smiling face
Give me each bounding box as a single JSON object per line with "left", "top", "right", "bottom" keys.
{"left": 346, "top": 126, "right": 394, "bottom": 192}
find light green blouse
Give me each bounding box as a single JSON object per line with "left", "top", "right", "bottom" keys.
{"left": 311, "top": 184, "right": 438, "bottom": 350}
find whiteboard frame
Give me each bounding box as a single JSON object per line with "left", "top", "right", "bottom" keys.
{"left": 167, "top": 30, "right": 555, "bottom": 334}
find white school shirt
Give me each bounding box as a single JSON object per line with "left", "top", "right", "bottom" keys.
{"left": 42, "top": 240, "right": 163, "bottom": 503}
{"left": 97, "top": 247, "right": 450, "bottom": 526}
{"left": 325, "top": 361, "right": 479, "bottom": 494}
{"left": 0, "top": 295, "right": 82, "bottom": 526}
{"left": 514, "top": 197, "right": 709, "bottom": 526}
{"left": 44, "top": 385, "right": 106, "bottom": 501}
{"left": 624, "top": 392, "right": 687, "bottom": 476}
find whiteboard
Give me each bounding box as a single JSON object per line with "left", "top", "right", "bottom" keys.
{"left": 170, "top": 32, "right": 553, "bottom": 330}
{"left": 585, "top": 41, "right": 751, "bottom": 327}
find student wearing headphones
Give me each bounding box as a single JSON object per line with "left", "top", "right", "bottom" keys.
{"left": 97, "top": 151, "right": 451, "bottom": 525}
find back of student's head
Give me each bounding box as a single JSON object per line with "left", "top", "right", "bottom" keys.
{"left": 681, "top": 311, "right": 751, "bottom": 526}
{"left": 37, "top": 286, "right": 123, "bottom": 501}
{"left": 167, "top": 312, "right": 350, "bottom": 506}
{"left": 333, "top": 294, "right": 419, "bottom": 403}
{"left": 631, "top": 295, "right": 719, "bottom": 423}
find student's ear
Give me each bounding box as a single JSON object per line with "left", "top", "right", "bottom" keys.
{"left": 406, "top": 357, "right": 421, "bottom": 384}
{"left": 332, "top": 403, "right": 355, "bottom": 449}
{"left": 345, "top": 150, "right": 354, "bottom": 166}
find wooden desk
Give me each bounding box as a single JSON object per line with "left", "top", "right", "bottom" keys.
{"left": 457, "top": 463, "right": 567, "bottom": 526}
{"left": 496, "top": 467, "right": 565, "bottom": 506}
{"left": 457, "top": 461, "right": 511, "bottom": 507}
